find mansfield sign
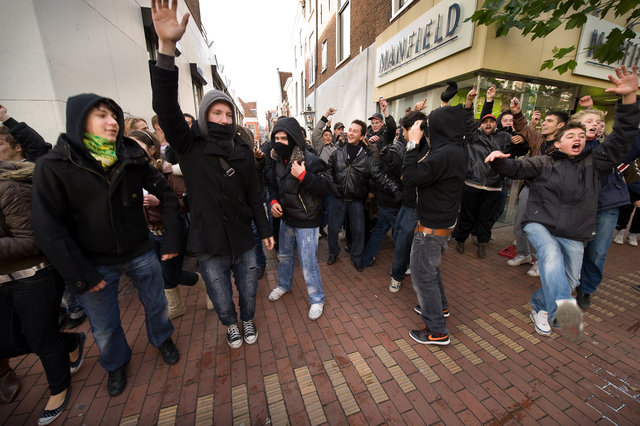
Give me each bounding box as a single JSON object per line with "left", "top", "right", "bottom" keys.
{"left": 375, "top": 0, "right": 475, "bottom": 87}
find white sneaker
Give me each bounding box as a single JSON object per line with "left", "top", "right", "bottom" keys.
{"left": 555, "top": 299, "right": 583, "bottom": 342}
{"left": 526, "top": 261, "right": 540, "bottom": 277}
{"left": 613, "top": 229, "right": 624, "bottom": 245}
{"left": 507, "top": 254, "right": 532, "bottom": 266}
{"left": 268, "top": 287, "right": 287, "bottom": 301}
{"left": 389, "top": 278, "right": 401, "bottom": 293}
{"left": 530, "top": 310, "right": 551, "bottom": 336}
{"left": 626, "top": 233, "right": 638, "bottom": 246}
{"left": 405, "top": 268, "right": 411, "bottom": 275}
{"left": 309, "top": 303, "right": 324, "bottom": 320}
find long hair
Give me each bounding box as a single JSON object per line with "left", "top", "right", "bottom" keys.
{"left": 129, "top": 130, "right": 163, "bottom": 171}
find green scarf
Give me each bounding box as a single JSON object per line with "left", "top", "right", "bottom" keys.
{"left": 83, "top": 132, "right": 117, "bottom": 168}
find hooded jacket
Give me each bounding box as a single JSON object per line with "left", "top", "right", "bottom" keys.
{"left": 150, "top": 59, "right": 272, "bottom": 257}
{"left": 1, "top": 117, "right": 52, "bottom": 161}
{"left": 32, "top": 94, "right": 183, "bottom": 293}
{"left": 584, "top": 137, "right": 629, "bottom": 211}
{"left": 402, "top": 105, "right": 472, "bottom": 229}
{"left": 0, "top": 161, "right": 48, "bottom": 274}
{"left": 491, "top": 100, "right": 640, "bottom": 241}
{"left": 327, "top": 140, "right": 400, "bottom": 202}
{"left": 268, "top": 118, "right": 332, "bottom": 227}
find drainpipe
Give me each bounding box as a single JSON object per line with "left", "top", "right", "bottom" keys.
{"left": 313, "top": 0, "right": 318, "bottom": 119}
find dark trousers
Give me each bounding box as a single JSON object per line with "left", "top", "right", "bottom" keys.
{"left": 454, "top": 186, "right": 502, "bottom": 244}
{"left": 150, "top": 232, "right": 198, "bottom": 289}
{"left": 328, "top": 198, "right": 365, "bottom": 263}
{"left": 0, "top": 267, "right": 77, "bottom": 395}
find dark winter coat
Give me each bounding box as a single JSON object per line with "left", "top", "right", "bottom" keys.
{"left": 491, "top": 100, "right": 640, "bottom": 241}
{"left": 402, "top": 105, "right": 472, "bottom": 229}
{"left": 1, "top": 118, "right": 52, "bottom": 162}
{"left": 584, "top": 138, "right": 630, "bottom": 211}
{"left": 268, "top": 118, "right": 332, "bottom": 228}
{"left": 0, "top": 161, "right": 47, "bottom": 274}
{"left": 150, "top": 60, "right": 271, "bottom": 257}
{"left": 32, "top": 94, "right": 183, "bottom": 293}
{"left": 327, "top": 142, "right": 400, "bottom": 202}
{"left": 365, "top": 115, "right": 397, "bottom": 163}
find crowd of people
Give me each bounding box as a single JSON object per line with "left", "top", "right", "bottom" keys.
{"left": 1, "top": 0, "right": 639, "bottom": 422}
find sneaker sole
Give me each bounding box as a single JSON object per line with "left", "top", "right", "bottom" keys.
{"left": 244, "top": 332, "right": 258, "bottom": 345}
{"left": 555, "top": 303, "right": 583, "bottom": 342}
{"left": 409, "top": 331, "right": 450, "bottom": 345}
{"left": 529, "top": 313, "right": 551, "bottom": 336}
{"left": 228, "top": 339, "right": 243, "bottom": 349}
{"left": 413, "top": 306, "right": 450, "bottom": 317}
{"left": 268, "top": 289, "right": 287, "bottom": 302}
{"left": 389, "top": 285, "right": 401, "bottom": 293}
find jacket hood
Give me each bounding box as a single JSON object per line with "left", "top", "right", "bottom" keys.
{"left": 428, "top": 105, "right": 467, "bottom": 149}
{"left": 271, "top": 117, "right": 306, "bottom": 150}
{"left": 65, "top": 93, "right": 124, "bottom": 151}
{"left": 0, "top": 160, "right": 34, "bottom": 182}
{"left": 198, "top": 90, "right": 237, "bottom": 136}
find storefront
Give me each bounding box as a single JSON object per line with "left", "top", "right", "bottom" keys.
{"left": 373, "top": 0, "right": 640, "bottom": 224}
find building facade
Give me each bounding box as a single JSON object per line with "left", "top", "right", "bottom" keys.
{"left": 0, "top": 0, "right": 240, "bottom": 142}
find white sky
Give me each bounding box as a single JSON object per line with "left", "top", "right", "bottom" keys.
{"left": 200, "top": 0, "right": 297, "bottom": 126}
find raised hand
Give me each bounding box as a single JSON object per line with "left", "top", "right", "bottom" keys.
{"left": 324, "top": 107, "right": 336, "bottom": 118}
{"left": 380, "top": 98, "right": 388, "bottom": 116}
{"left": 578, "top": 95, "right": 593, "bottom": 108}
{"left": 151, "top": 0, "right": 190, "bottom": 55}
{"left": 605, "top": 65, "right": 638, "bottom": 104}
{"left": 486, "top": 85, "right": 496, "bottom": 102}
{"left": 484, "top": 150, "right": 510, "bottom": 163}
{"left": 0, "top": 105, "right": 9, "bottom": 122}
{"left": 465, "top": 85, "right": 477, "bottom": 108}
{"left": 414, "top": 96, "right": 428, "bottom": 111}
{"left": 530, "top": 110, "right": 541, "bottom": 126}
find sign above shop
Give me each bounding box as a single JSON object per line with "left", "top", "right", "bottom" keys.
{"left": 573, "top": 15, "right": 640, "bottom": 81}
{"left": 375, "top": 0, "right": 475, "bottom": 87}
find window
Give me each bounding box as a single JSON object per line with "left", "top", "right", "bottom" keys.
{"left": 295, "top": 82, "right": 299, "bottom": 115}
{"left": 337, "top": 0, "right": 350, "bottom": 64}
{"left": 320, "top": 3, "right": 323, "bottom": 25}
{"left": 294, "top": 46, "right": 297, "bottom": 68}
{"left": 190, "top": 64, "right": 207, "bottom": 114}
{"left": 321, "top": 40, "right": 327, "bottom": 72}
{"left": 141, "top": 8, "right": 158, "bottom": 61}
{"left": 391, "top": 0, "right": 415, "bottom": 21}
{"left": 300, "top": 72, "right": 304, "bottom": 113}
{"left": 308, "top": 33, "right": 315, "bottom": 87}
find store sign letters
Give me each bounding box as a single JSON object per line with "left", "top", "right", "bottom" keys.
{"left": 375, "top": 0, "right": 475, "bottom": 86}
{"left": 573, "top": 15, "right": 640, "bottom": 81}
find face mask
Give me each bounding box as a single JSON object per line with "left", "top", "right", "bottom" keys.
{"left": 207, "top": 122, "right": 234, "bottom": 152}
{"left": 273, "top": 142, "right": 294, "bottom": 160}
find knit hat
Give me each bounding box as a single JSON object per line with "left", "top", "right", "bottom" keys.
{"left": 440, "top": 81, "right": 458, "bottom": 103}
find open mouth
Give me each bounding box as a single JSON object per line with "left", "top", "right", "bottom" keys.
{"left": 571, "top": 142, "right": 582, "bottom": 152}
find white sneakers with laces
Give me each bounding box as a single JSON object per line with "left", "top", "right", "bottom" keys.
{"left": 626, "top": 233, "right": 638, "bottom": 246}
{"left": 389, "top": 278, "right": 401, "bottom": 293}
{"left": 527, "top": 261, "right": 540, "bottom": 277}
{"left": 613, "top": 229, "right": 625, "bottom": 244}
{"left": 530, "top": 310, "right": 551, "bottom": 336}
{"left": 507, "top": 254, "right": 532, "bottom": 266}
{"left": 268, "top": 287, "right": 287, "bottom": 301}
{"left": 308, "top": 303, "right": 324, "bottom": 320}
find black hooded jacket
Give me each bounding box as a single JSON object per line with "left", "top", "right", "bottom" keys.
{"left": 32, "top": 94, "right": 183, "bottom": 293}
{"left": 268, "top": 118, "right": 332, "bottom": 228}
{"left": 402, "top": 105, "right": 472, "bottom": 229}
{"left": 150, "top": 59, "right": 271, "bottom": 257}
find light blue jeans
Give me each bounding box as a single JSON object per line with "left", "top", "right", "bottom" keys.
{"left": 81, "top": 250, "right": 173, "bottom": 371}
{"left": 578, "top": 207, "right": 619, "bottom": 295}
{"left": 276, "top": 222, "right": 324, "bottom": 304}
{"left": 524, "top": 223, "right": 584, "bottom": 322}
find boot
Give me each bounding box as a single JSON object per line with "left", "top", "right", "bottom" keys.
{"left": 477, "top": 242, "right": 487, "bottom": 259}
{"left": 0, "top": 358, "right": 20, "bottom": 403}
{"left": 195, "top": 273, "right": 214, "bottom": 310}
{"left": 164, "top": 287, "right": 186, "bottom": 319}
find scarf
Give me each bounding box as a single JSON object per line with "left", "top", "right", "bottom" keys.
{"left": 207, "top": 122, "right": 234, "bottom": 153}
{"left": 273, "top": 142, "right": 294, "bottom": 161}
{"left": 83, "top": 132, "right": 117, "bottom": 168}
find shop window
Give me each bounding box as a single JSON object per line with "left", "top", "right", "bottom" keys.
{"left": 321, "top": 40, "right": 327, "bottom": 72}
{"left": 141, "top": 8, "right": 158, "bottom": 61}
{"left": 391, "top": 0, "right": 415, "bottom": 21}
{"left": 337, "top": 0, "right": 350, "bottom": 64}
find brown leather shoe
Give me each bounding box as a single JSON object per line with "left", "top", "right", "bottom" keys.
{"left": 0, "top": 359, "right": 20, "bottom": 403}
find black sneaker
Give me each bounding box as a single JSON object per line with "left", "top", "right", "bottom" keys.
{"left": 256, "top": 266, "right": 266, "bottom": 280}
{"left": 242, "top": 320, "right": 258, "bottom": 344}
{"left": 409, "top": 329, "right": 450, "bottom": 345}
{"left": 69, "top": 332, "right": 86, "bottom": 375}
{"left": 413, "top": 305, "right": 450, "bottom": 317}
{"left": 456, "top": 241, "right": 465, "bottom": 253}
{"left": 327, "top": 255, "right": 338, "bottom": 265}
{"left": 107, "top": 363, "right": 128, "bottom": 397}
{"left": 159, "top": 338, "right": 180, "bottom": 365}
{"left": 353, "top": 262, "right": 364, "bottom": 272}
{"left": 576, "top": 288, "right": 591, "bottom": 309}
{"left": 227, "top": 324, "right": 243, "bottom": 349}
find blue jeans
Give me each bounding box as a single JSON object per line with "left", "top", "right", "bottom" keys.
{"left": 328, "top": 198, "right": 365, "bottom": 263}
{"left": 149, "top": 232, "right": 198, "bottom": 289}
{"left": 198, "top": 249, "right": 257, "bottom": 326}
{"left": 391, "top": 206, "right": 419, "bottom": 282}
{"left": 513, "top": 186, "right": 533, "bottom": 257}
{"left": 81, "top": 250, "right": 174, "bottom": 371}
{"left": 362, "top": 206, "right": 399, "bottom": 266}
{"left": 410, "top": 231, "right": 450, "bottom": 334}
{"left": 524, "top": 223, "right": 584, "bottom": 322}
{"left": 276, "top": 222, "right": 324, "bottom": 304}
{"left": 578, "top": 207, "right": 619, "bottom": 295}
{"left": 252, "top": 221, "right": 266, "bottom": 269}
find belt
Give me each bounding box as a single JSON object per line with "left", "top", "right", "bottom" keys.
{"left": 150, "top": 229, "right": 165, "bottom": 236}
{"left": 414, "top": 223, "right": 453, "bottom": 237}
{"left": 0, "top": 262, "right": 51, "bottom": 284}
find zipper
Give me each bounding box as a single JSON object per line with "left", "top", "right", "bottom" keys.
{"left": 344, "top": 163, "right": 352, "bottom": 198}
{"left": 298, "top": 194, "right": 307, "bottom": 212}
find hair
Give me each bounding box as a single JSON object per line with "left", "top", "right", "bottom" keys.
{"left": 300, "top": 127, "right": 307, "bottom": 138}
{"left": 123, "top": 117, "right": 148, "bottom": 137}
{"left": 570, "top": 108, "right": 605, "bottom": 123}
{"left": 351, "top": 119, "right": 367, "bottom": 136}
{"left": 0, "top": 125, "right": 19, "bottom": 148}
{"left": 546, "top": 111, "right": 569, "bottom": 125}
{"left": 183, "top": 113, "right": 195, "bottom": 122}
{"left": 151, "top": 114, "right": 159, "bottom": 129}
{"left": 554, "top": 121, "right": 587, "bottom": 142}
{"left": 236, "top": 126, "right": 255, "bottom": 147}
{"left": 129, "top": 130, "right": 163, "bottom": 171}
{"left": 399, "top": 111, "right": 428, "bottom": 130}
{"left": 322, "top": 128, "right": 332, "bottom": 136}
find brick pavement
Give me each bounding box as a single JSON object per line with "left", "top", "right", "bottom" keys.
{"left": 1, "top": 225, "right": 639, "bottom": 425}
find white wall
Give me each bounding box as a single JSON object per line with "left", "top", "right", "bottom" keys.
{"left": 0, "top": 0, "right": 223, "bottom": 142}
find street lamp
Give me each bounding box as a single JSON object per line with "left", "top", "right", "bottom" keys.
{"left": 303, "top": 104, "right": 315, "bottom": 131}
